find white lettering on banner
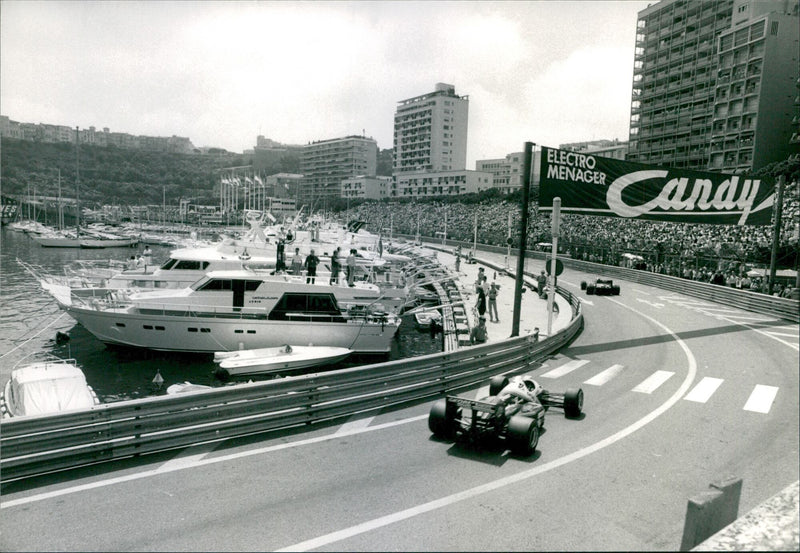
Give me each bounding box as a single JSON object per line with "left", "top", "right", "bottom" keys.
{"left": 606, "top": 170, "right": 766, "bottom": 223}
{"left": 547, "top": 164, "right": 606, "bottom": 185}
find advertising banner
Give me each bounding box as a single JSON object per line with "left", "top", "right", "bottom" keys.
{"left": 538, "top": 147, "right": 775, "bottom": 225}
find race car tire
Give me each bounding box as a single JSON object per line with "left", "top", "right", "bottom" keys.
{"left": 507, "top": 416, "right": 539, "bottom": 456}
{"left": 489, "top": 375, "right": 509, "bottom": 397}
{"left": 428, "top": 399, "right": 456, "bottom": 439}
{"left": 580, "top": 281, "right": 587, "bottom": 290}
{"left": 612, "top": 285, "right": 621, "bottom": 295}
{"left": 586, "top": 284, "right": 595, "bottom": 295}
{"left": 564, "top": 387, "right": 584, "bottom": 418}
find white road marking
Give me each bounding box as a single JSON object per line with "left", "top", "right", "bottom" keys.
{"left": 683, "top": 377, "right": 724, "bottom": 403}
{"left": 156, "top": 442, "right": 220, "bottom": 472}
{"left": 541, "top": 359, "right": 589, "bottom": 379}
{"left": 632, "top": 370, "right": 675, "bottom": 394}
{"left": 721, "top": 315, "right": 772, "bottom": 322}
{"left": 582, "top": 298, "right": 594, "bottom": 306}
{"left": 334, "top": 413, "right": 378, "bottom": 435}
{"left": 276, "top": 298, "right": 698, "bottom": 552}
{"left": 584, "top": 364, "right": 624, "bottom": 386}
{"left": 636, "top": 298, "right": 664, "bottom": 308}
{"left": 765, "top": 331, "right": 800, "bottom": 338}
{"left": 743, "top": 385, "right": 779, "bottom": 414}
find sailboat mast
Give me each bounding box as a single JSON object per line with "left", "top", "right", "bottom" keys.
{"left": 75, "top": 126, "right": 80, "bottom": 234}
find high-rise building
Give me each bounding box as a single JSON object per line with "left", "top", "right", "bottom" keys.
{"left": 628, "top": 0, "right": 734, "bottom": 170}
{"left": 299, "top": 135, "right": 377, "bottom": 204}
{"left": 393, "top": 83, "right": 469, "bottom": 175}
{"left": 709, "top": 0, "right": 800, "bottom": 171}
{"left": 391, "top": 83, "right": 491, "bottom": 198}
{"left": 628, "top": 0, "right": 799, "bottom": 173}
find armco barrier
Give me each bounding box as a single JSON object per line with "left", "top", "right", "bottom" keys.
{"left": 0, "top": 290, "right": 582, "bottom": 483}
{"left": 424, "top": 237, "right": 798, "bottom": 324}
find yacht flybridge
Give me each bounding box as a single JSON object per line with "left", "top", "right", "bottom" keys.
{"left": 40, "top": 270, "right": 401, "bottom": 354}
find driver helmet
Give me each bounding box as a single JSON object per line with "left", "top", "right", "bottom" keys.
{"left": 521, "top": 377, "right": 542, "bottom": 397}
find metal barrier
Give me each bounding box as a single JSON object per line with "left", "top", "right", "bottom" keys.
{"left": 0, "top": 291, "right": 582, "bottom": 483}
{"left": 425, "top": 238, "right": 798, "bottom": 324}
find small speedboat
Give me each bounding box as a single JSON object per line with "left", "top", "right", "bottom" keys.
{"left": 413, "top": 308, "right": 441, "bottom": 329}
{"left": 166, "top": 381, "right": 213, "bottom": 394}
{"left": 1, "top": 355, "right": 100, "bottom": 418}
{"left": 213, "top": 345, "right": 352, "bottom": 379}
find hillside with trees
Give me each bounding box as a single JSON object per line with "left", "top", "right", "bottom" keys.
{"left": 1, "top": 137, "right": 245, "bottom": 207}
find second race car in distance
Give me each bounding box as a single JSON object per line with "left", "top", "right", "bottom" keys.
{"left": 580, "top": 278, "right": 621, "bottom": 296}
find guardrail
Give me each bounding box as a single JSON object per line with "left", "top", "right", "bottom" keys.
{"left": 421, "top": 237, "right": 798, "bottom": 324}
{"left": 0, "top": 290, "right": 582, "bottom": 483}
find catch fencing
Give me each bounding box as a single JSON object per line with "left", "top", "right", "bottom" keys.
{"left": 0, "top": 289, "right": 582, "bottom": 483}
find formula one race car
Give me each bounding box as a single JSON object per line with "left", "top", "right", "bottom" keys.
{"left": 428, "top": 375, "right": 584, "bottom": 456}
{"left": 580, "top": 278, "right": 621, "bottom": 296}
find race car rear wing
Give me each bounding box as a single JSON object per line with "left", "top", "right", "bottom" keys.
{"left": 448, "top": 396, "right": 504, "bottom": 416}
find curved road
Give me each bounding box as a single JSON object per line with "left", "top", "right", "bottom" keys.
{"left": 2, "top": 266, "right": 797, "bottom": 551}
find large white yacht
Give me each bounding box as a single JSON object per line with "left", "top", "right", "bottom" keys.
{"left": 39, "top": 270, "right": 402, "bottom": 354}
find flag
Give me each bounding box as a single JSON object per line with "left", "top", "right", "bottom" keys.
{"left": 254, "top": 174, "right": 263, "bottom": 186}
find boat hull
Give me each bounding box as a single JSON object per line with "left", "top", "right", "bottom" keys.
{"left": 64, "top": 305, "right": 399, "bottom": 354}
{"left": 215, "top": 346, "right": 352, "bottom": 376}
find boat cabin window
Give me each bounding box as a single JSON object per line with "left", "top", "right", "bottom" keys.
{"left": 268, "top": 293, "right": 344, "bottom": 321}
{"left": 160, "top": 258, "right": 178, "bottom": 270}
{"left": 174, "top": 260, "right": 209, "bottom": 271}
{"left": 195, "top": 278, "right": 261, "bottom": 291}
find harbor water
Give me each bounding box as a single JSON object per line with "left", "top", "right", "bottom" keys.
{"left": 0, "top": 227, "right": 442, "bottom": 402}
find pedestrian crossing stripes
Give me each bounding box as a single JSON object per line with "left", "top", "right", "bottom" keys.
{"left": 583, "top": 364, "right": 624, "bottom": 386}
{"left": 743, "top": 385, "right": 779, "bottom": 414}
{"left": 684, "top": 377, "right": 724, "bottom": 403}
{"left": 538, "top": 359, "right": 779, "bottom": 414}
{"left": 541, "top": 359, "right": 589, "bottom": 379}
{"left": 632, "top": 370, "right": 674, "bottom": 394}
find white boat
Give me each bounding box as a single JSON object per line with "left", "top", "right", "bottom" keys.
{"left": 35, "top": 270, "right": 401, "bottom": 354}
{"left": 213, "top": 344, "right": 352, "bottom": 378}
{"left": 413, "top": 308, "right": 441, "bottom": 329}
{"left": 0, "top": 355, "right": 100, "bottom": 418}
{"left": 166, "top": 381, "right": 214, "bottom": 394}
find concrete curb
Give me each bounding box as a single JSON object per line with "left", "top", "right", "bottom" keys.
{"left": 692, "top": 480, "right": 799, "bottom": 551}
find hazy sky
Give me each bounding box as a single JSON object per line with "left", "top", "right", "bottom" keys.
{"left": 1, "top": 0, "right": 650, "bottom": 165}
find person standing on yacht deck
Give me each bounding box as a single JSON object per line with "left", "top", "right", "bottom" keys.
{"left": 290, "top": 247, "right": 303, "bottom": 275}
{"left": 330, "top": 247, "right": 341, "bottom": 285}
{"left": 305, "top": 249, "right": 320, "bottom": 284}
{"left": 346, "top": 249, "right": 357, "bottom": 286}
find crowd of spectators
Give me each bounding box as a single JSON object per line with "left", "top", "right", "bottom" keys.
{"left": 340, "top": 180, "right": 799, "bottom": 299}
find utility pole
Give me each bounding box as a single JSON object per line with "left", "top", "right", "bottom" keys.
{"left": 512, "top": 142, "right": 534, "bottom": 338}
{"left": 768, "top": 174, "right": 784, "bottom": 295}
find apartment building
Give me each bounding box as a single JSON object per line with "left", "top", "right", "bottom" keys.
{"left": 341, "top": 176, "right": 392, "bottom": 201}
{"left": 299, "top": 135, "right": 378, "bottom": 204}
{"left": 709, "top": 0, "right": 800, "bottom": 171}
{"left": 392, "top": 170, "right": 492, "bottom": 198}
{"left": 559, "top": 139, "right": 629, "bottom": 160}
{"left": 628, "top": 0, "right": 798, "bottom": 172}
{"left": 628, "top": 0, "right": 734, "bottom": 170}
{"left": 0, "top": 115, "right": 195, "bottom": 154}
{"left": 393, "top": 83, "right": 469, "bottom": 174}
{"left": 476, "top": 152, "right": 524, "bottom": 194}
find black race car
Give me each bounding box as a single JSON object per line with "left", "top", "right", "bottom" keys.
{"left": 580, "top": 278, "right": 621, "bottom": 296}
{"left": 428, "top": 375, "right": 584, "bottom": 456}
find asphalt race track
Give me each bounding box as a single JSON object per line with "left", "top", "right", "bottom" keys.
{"left": 2, "top": 266, "right": 798, "bottom": 551}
